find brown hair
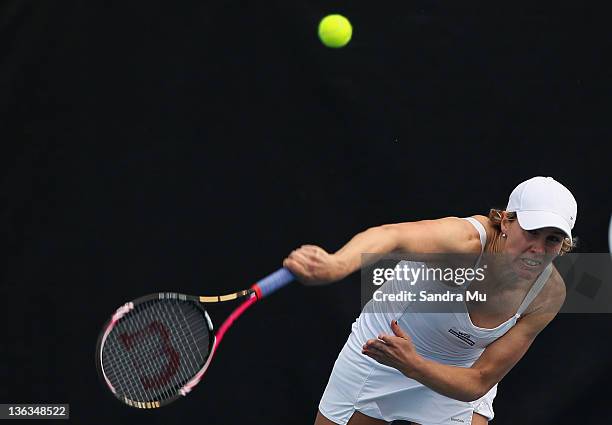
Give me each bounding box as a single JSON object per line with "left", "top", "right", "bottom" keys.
{"left": 488, "top": 209, "right": 577, "bottom": 255}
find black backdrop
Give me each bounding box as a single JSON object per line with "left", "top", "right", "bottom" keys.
{"left": 2, "top": 1, "right": 611, "bottom": 424}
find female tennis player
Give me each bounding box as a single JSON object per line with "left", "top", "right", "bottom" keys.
{"left": 284, "top": 176, "right": 577, "bottom": 425}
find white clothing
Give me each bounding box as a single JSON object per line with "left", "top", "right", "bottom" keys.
{"left": 319, "top": 217, "right": 552, "bottom": 425}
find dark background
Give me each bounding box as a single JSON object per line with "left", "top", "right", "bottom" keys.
{"left": 1, "top": 1, "right": 611, "bottom": 424}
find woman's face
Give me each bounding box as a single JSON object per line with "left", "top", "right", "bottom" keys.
{"left": 501, "top": 217, "right": 566, "bottom": 280}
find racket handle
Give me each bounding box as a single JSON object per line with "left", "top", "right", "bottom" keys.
{"left": 252, "top": 268, "right": 295, "bottom": 299}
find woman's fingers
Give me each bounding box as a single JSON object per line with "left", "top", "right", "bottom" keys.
{"left": 362, "top": 343, "right": 386, "bottom": 356}
{"left": 377, "top": 334, "right": 394, "bottom": 344}
{"left": 362, "top": 349, "right": 383, "bottom": 361}
{"left": 289, "top": 249, "right": 310, "bottom": 264}
{"left": 390, "top": 320, "right": 410, "bottom": 339}
{"left": 284, "top": 249, "right": 325, "bottom": 281}
{"left": 300, "top": 244, "right": 321, "bottom": 252}
{"left": 283, "top": 245, "right": 339, "bottom": 285}
{"left": 363, "top": 338, "right": 388, "bottom": 351}
{"left": 283, "top": 257, "right": 308, "bottom": 276}
{"left": 298, "top": 246, "right": 326, "bottom": 261}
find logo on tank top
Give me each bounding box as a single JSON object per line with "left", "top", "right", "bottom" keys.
{"left": 448, "top": 328, "right": 475, "bottom": 346}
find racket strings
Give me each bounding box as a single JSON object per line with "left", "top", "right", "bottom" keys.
{"left": 105, "top": 306, "right": 209, "bottom": 381}
{"left": 119, "top": 304, "right": 173, "bottom": 403}
{"left": 104, "top": 301, "right": 208, "bottom": 402}
{"left": 101, "top": 299, "right": 211, "bottom": 402}
{"left": 173, "top": 302, "right": 207, "bottom": 380}
{"left": 103, "top": 307, "right": 170, "bottom": 402}
{"left": 152, "top": 301, "right": 204, "bottom": 399}
{"left": 135, "top": 301, "right": 202, "bottom": 402}
{"left": 124, "top": 300, "right": 199, "bottom": 403}
{"left": 105, "top": 301, "right": 208, "bottom": 393}
{"left": 118, "top": 302, "right": 192, "bottom": 403}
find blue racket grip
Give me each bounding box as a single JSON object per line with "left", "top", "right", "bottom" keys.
{"left": 252, "top": 268, "right": 295, "bottom": 299}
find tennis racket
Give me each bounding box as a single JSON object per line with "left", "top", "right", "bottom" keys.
{"left": 95, "top": 267, "right": 294, "bottom": 409}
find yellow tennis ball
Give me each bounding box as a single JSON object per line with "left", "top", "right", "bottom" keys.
{"left": 318, "top": 14, "right": 352, "bottom": 48}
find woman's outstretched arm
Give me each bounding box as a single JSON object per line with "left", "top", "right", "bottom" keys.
{"left": 284, "top": 217, "right": 483, "bottom": 285}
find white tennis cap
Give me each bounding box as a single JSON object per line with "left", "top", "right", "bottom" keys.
{"left": 506, "top": 176, "right": 577, "bottom": 241}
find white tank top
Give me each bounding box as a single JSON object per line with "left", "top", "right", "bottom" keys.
{"left": 354, "top": 217, "right": 553, "bottom": 367}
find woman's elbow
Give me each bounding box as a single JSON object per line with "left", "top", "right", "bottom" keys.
{"left": 464, "top": 378, "right": 496, "bottom": 402}
{"left": 455, "top": 388, "right": 487, "bottom": 403}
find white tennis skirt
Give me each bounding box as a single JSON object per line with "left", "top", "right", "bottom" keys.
{"left": 318, "top": 332, "right": 497, "bottom": 425}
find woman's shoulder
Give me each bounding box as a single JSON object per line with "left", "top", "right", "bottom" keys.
{"left": 437, "top": 216, "right": 488, "bottom": 254}
{"left": 390, "top": 217, "right": 484, "bottom": 255}
{"left": 540, "top": 266, "right": 567, "bottom": 306}
{"left": 521, "top": 265, "right": 567, "bottom": 318}
{"left": 466, "top": 215, "right": 498, "bottom": 248}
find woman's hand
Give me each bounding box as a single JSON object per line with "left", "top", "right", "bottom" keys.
{"left": 362, "top": 320, "right": 423, "bottom": 378}
{"left": 283, "top": 245, "right": 346, "bottom": 285}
